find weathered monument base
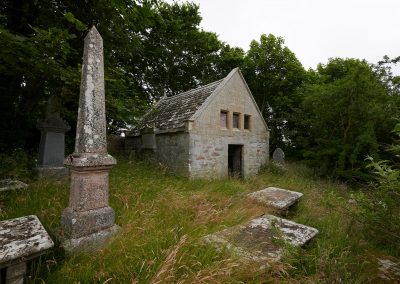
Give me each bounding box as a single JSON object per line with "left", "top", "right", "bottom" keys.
{"left": 61, "top": 206, "right": 116, "bottom": 237}
{"left": 60, "top": 224, "right": 119, "bottom": 253}
{"left": 60, "top": 153, "right": 118, "bottom": 253}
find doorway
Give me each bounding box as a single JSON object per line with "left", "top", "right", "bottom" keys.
{"left": 228, "top": 144, "right": 243, "bottom": 177}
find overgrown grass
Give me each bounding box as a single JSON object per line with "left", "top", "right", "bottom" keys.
{"left": 0, "top": 159, "right": 394, "bottom": 283}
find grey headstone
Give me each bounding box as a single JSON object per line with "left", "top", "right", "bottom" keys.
{"left": 45, "top": 94, "right": 62, "bottom": 119}
{"left": 248, "top": 187, "right": 303, "bottom": 211}
{"left": 36, "top": 95, "right": 70, "bottom": 179}
{"left": 60, "top": 27, "right": 118, "bottom": 252}
{"left": 203, "top": 215, "right": 318, "bottom": 263}
{"left": 272, "top": 148, "right": 285, "bottom": 163}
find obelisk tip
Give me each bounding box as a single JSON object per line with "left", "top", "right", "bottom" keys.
{"left": 84, "top": 26, "right": 102, "bottom": 42}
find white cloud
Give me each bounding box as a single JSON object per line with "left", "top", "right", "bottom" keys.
{"left": 167, "top": 0, "right": 400, "bottom": 72}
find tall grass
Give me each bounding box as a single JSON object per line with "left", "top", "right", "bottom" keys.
{"left": 0, "top": 159, "right": 394, "bottom": 283}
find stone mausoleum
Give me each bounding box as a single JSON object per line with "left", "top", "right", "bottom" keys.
{"left": 126, "top": 68, "right": 270, "bottom": 178}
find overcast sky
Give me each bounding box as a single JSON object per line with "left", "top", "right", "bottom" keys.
{"left": 168, "top": 0, "right": 400, "bottom": 72}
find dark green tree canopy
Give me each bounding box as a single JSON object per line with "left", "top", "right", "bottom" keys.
{"left": 0, "top": 0, "right": 240, "bottom": 151}
{"left": 242, "top": 34, "right": 306, "bottom": 150}
{"left": 294, "top": 58, "right": 397, "bottom": 178}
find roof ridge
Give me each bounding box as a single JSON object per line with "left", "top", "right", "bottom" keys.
{"left": 165, "top": 79, "right": 223, "bottom": 100}
{"left": 127, "top": 72, "right": 233, "bottom": 136}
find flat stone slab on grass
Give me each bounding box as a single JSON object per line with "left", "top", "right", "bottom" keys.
{"left": 0, "top": 179, "right": 28, "bottom": 192}
{"left": 248, "top": 187, "right": 303, "bottom": 210}
{"left": 204, "top": 215, "right": 318, "bottom": 262}
{"left": 378, "top": 258, "right": 400, "bottom": 281}
{"left": 0, "top": 215, "right": 54, "bottom": 267}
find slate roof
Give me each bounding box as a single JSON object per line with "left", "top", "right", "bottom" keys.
{"left": 129, "top": 79, "right": 223, "bottom": 135}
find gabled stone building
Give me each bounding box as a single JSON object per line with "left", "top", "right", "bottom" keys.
{"left": 126, "top": 68, "right": 270, "bottom": 178}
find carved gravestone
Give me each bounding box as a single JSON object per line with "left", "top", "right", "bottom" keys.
{"left": 36, "top": 95, "right": 70, "bottom": 178}
{"left": 60, "top": 26, "right": 118, "bottom": 252}
{"left": 272, "top": 148, "right": 285, "bottom": 164}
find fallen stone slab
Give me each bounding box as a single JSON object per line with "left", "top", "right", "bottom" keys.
{"left": 0, "top": 179, "right": 28, "bottom": 192}
{"left": 248, "top": 187, "right": 303, "bottom": 211}
{"left": 378, "top": 258, "right": 400, "bottom": 281}
{"left": 0, "top": 215, "right": 54, "bottom": 265}
{"left": 203, "top": 215, "right": 318, "bottom": 263}
{"left": 0, "top": 215, "right": 54, "bottom": 283}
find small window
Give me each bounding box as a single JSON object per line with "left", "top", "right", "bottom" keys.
{"left": 244, "top": 115, "right": 251, "bottom": 130}
{"left": 233, "top": 113, "right": 240, "bottom": 129}
{"left": 220, "top": 110, "right": 228, "bottom": 128}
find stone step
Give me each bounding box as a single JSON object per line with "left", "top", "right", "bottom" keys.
{"left": 248, "top": 187, "right": 303, "bottom": 211}
{"left": 203, "top": 214, "right": 318, "bottom": 263}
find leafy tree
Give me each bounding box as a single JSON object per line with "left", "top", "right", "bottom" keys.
{"left": 295, "top": 58, "right": 397, "bottom": 178}
{"left": 242, "top": 34, "right": 306, "bottom": 151}
{"left": 374, "top": 55, "right": 400, "bottom": 96}
{"left": 214, "top": 44, "right": 245, "bottom": 78}
{"left": 134, "top": 2, "right": 224, "bottom": 98}
{"left": 0, "top": 0, "right": 233, "bottom": 152}
{"left": 0, "top": 13, "right": 80, "bottom": 151}
{"left": 0, "top": 0, "right": 151, "bottom": 150}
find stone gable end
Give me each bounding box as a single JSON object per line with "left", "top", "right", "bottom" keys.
{"left": 188, "top": 69, "right": 269, "bottom": 178}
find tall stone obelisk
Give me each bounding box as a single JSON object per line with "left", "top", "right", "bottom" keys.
{"left": 60, "top": 26, "right": 118, "bottom": 251}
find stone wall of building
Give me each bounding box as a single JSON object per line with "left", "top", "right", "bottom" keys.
{"left": 125, "top": 136, "right": 141, "bottom": 153}
{"left": 189, "top": 134, "right": 268, "bottom": 179}
{"left": 189, "top": 71, "right": 269, "bottom": 178}
{"left": 155, "top": 132, "right": 190, "bottom": 175}
{"left": 125, "top": 132, "right": 190, "bottom": 175}
{"left": 107, "top": 134, "right": 125, "bottom": 154}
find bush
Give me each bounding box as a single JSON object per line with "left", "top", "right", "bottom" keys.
{"left": 0, "top": 148, "right": 36, "bottom": 181}
{"left": 357, "top": 124, "right": 400, "bottom": 254}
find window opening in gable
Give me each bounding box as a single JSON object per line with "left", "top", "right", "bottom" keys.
{"left": 244, "top": 115, "right": 251, "bottom": 130}
{"left": 233, "top": 113, "right": 240, "bottom": 129}
{"left": 220, "top": 110, "right": 228, "bottom": 128}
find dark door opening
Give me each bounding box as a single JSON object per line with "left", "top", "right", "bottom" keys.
{"left": 228, "top": 144, "right": 243, "bottom": 177}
